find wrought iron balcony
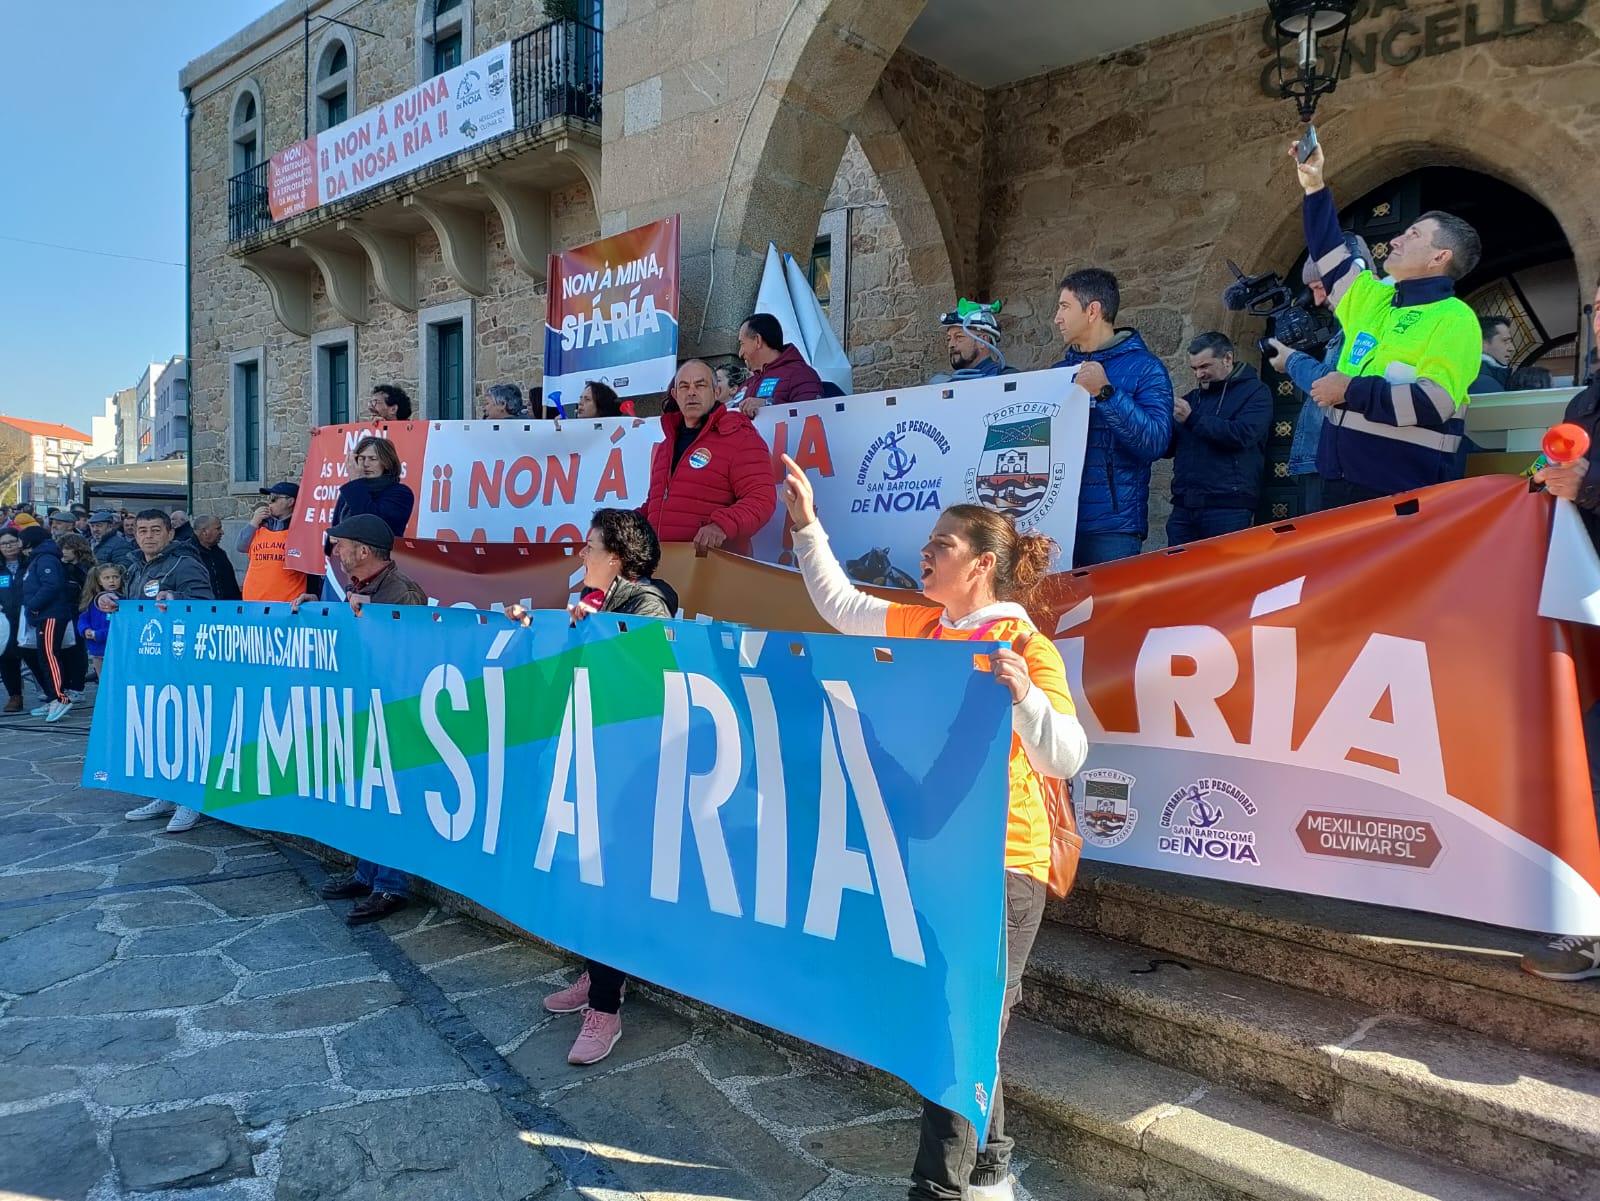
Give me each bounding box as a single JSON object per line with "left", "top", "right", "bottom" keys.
{"left": 225, "top": 18, "right": 602, "bottom": 244}
{"left": 514, "top": 18, "right": 602, "bottom": 127}
{"left": 229, "top": 161, "right": 271, "bottom": 241}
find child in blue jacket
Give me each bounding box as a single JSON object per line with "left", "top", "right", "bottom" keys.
{"left": 77, "top": 563, "right": 123, "bottom": 682}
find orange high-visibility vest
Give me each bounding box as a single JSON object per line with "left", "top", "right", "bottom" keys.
{"left": 242, "top": 525, "right": 309, "bottom": 602}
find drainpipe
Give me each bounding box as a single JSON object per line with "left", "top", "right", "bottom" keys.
{"left": 183, "top": 86, "right": 195, "bottom": 512}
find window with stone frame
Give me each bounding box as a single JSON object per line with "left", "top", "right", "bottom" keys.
{"left": 418, "top": 0, "right": 471, "bottom": 81}
{"left": 809, "top": 238, "right": 832, "bottom": 311}
{"left": 231, "top": 84, "right": 264, "bottom": 176}
{"left": 315, "top": 35, "right": 355, "bottom": 132}
{"left": 418, "top": 300, "right": 474, "bottom": 421}
{"left": 324, "top": 343, "right": 351, "bottom": 424}
{"left": 230, "top": 351, "right": 265, "bottom": 486}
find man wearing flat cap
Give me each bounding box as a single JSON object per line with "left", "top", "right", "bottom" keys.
{"left": 47, "top": 510, "right": 75, "bottom": 541}
{"left": 313, "top": 513, "right": 426, "bottom": 608}
{"left": 293, "top": 511, "right": 425, "bottom": 924}
{"left": 88, "top": 508, "right": 138, "bottom": 572}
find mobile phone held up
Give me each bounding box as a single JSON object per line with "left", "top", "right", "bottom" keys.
{"left": 1295, "top": 124, "right": 1319, "bottom": 164}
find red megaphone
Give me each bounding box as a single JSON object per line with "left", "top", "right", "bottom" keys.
{"left": 1542, "top": 423, "right": 1591, "bottom": 466}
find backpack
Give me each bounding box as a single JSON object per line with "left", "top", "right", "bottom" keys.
{"left": 1041, "top": 777, "right": 1084, "bottom": 899}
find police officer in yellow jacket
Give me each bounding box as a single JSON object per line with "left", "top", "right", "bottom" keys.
{"left": 1292, "top": 135, "right": 1483, "bottom": 509}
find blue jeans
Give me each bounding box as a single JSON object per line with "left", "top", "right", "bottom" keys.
{"left": 1296, "top": 473, "right": 1323, "bottom": 515}
{"left": 354, "top": 859, "right": 409, "bottom": 897}
{"left": 1073, "top": 531, "right": 1143, "bottom": 568}
{"left": 1166, "top": 505, "right": 1254, "bottom": 547}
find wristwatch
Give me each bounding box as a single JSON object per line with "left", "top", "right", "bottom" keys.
{"left": 1094, "top": 383, "right": 1115, "bottom": 402}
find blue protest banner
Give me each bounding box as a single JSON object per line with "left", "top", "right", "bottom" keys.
{"left": 85, "top": 602, "right": 1015, "bottom": 1131}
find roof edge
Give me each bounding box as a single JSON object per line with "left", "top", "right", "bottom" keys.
{"left": 179, "top": 0, "right": 312, "bottom": 92}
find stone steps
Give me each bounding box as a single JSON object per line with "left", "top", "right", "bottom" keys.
{"left": 1054, "top": 861, "right": 1600, "bottom": 1063}
{"left": 1001, "top": 1017, "right": 1546, "bottom": 1201}
{"left": 1019, "top": 921, "right": 1600, "bottom": 1199}
{"left": 276, "top": 837, "right": 1586, "bottom": 1200}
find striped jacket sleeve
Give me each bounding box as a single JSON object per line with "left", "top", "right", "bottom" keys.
{"left": 1303, "top": 186, "right": 1364, "bottom": 309}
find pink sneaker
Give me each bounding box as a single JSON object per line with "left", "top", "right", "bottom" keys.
{"left": 567, "top": 1008, "right": 622, "bottom": 1065}
{"left": 543, "top": 972, "right": 591, "bottom": 1014}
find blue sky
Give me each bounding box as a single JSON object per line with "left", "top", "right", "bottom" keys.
{"left": 0, "top": 0, "right": 276, "bottom": 434}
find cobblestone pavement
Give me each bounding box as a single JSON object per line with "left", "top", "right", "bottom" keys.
{"left": 0, "top": 717, "right": 1079, "bottom": 1201}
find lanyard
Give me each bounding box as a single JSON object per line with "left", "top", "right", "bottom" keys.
{"left": 931, "top": 618, "right": 1004, "bottom": 642}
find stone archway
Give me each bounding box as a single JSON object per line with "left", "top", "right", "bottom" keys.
{"left": 1193, "top": 85, "right": 1600, "bottom": 341}
{"left": 828, "top": 86, "right": 963, "bottom": 387}
{"left": 676, "top": 0, "right": 928, "bottom": 352}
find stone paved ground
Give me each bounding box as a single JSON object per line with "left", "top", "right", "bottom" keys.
{"left": 0, "top": 716, "right": 1082, "bottom": 1201}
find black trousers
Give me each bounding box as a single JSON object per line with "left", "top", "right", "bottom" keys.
{"left": 909, "top": 871, "right": 1047, "bottom": 1199}
{"left": 1, "top": 637, "right": 22, "bottom": 699}
{"left": 586, "top": 960, "right": 626, "bottom": 1014}
{"left": 1318, "top": 477, "right": 1390, "bottom": 511}
{"left": 20, "top": 617, "right": 69, "bottom": 704}
{"left": 61, "top": 635, "right": 88, "bottom": 693}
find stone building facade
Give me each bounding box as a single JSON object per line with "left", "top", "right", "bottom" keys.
{"left": 187, "top": 0, "right": 1600, "bottom": 535}
{"left": 183, "top": 0, "right": 602, "bottom": 517}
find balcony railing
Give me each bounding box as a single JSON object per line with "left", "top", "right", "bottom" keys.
{"left": 226, "top": 18, "right": 602, "bottom": 243}
{"left": 513, "top": 19, "right": 603, "bottom": 127}
{"left": 229, "top": 161, "right": 271, "bottom": 241}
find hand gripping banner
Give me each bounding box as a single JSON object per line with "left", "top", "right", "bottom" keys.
{"left": 84, "top": 604, "right": 1015, "bottom": 1132}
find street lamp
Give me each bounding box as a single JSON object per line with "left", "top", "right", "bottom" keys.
{"left": 58, "top": 446, "right": 85, "bottom": 507}
{"left": 1266, "top": 0, "right": 1356, "bottom": 123}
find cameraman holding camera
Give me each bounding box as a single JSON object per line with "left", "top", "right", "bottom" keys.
{"left": 1282, "top": 136, "right": 1482, "bottom": 509}
{"left": 1267, "top": 235, "right": 1372, "bottom": 513}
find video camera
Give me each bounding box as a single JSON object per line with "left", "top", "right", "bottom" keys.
{"left": 1222, "top": 260, "right": 1338, "bottom": 357}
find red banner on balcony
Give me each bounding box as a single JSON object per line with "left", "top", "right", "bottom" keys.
{"left": 267, "top": 42, "right": 514, "bottom": 223}
{"left": 267, "top": 138, "right": 318, "bottom": 220}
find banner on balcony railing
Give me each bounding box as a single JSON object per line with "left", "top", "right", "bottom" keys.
{"left": 84, "top": 603, "right": 1015, "bottom": 1136}
{"left": 283, "top": 371, "right": 1090, "bottom": 576}
{"left": 543, "top": 217, "right": 681, "bottom": 410}
{"left": 268, "top": 42, "right": 515, "bottom": 222}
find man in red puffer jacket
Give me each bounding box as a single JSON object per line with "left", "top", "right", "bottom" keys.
{"left": 643, "top": 359, "right": 777, "bottom": 556}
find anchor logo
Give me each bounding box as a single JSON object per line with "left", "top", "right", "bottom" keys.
{"left": 1179, "top": 786, "right": 1225, "bottom": 831}
{"left": 881, "top": 431, "right": 917, "bottom": 482}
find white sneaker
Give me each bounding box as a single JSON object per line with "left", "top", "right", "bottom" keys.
{"left": 164, "top": 806, "right": 200, "bottom": 833}
{"left": 968, "top": 1182, "right": 1015, "bottom": 1201}
{"left": 31, "top": 703, "right": 52, "bottom": 718}
{"left": 45, "top": 700, "right": 73, "bottom": 723}
{"left": 124, "top": 799, "right": 176, "bottom": 822}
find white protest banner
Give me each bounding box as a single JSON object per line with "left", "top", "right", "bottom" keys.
{"left": 270, "top": 43, "right": 514, "bottom": 220}
{"left": 289, "top": 372, "right": 1091, "bottom": 576}
{"left": 750, "top": 370, "right": 1090, "bottom": 582}
{"left": 412, "top": 418, "right": 658, "bottom": 543}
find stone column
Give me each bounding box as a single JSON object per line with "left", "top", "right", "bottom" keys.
{"left": 598, "top": 0, "right": 927, "bottom": 356}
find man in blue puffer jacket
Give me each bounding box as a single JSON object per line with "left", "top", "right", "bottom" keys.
{"left": 1051, "top": 268, "right": 1175, "bottom": 566}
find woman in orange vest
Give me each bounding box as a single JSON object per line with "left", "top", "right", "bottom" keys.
{"left": 779, "top": 453, "right": 1088, "bottom": 1201}
{"left": 238, "top": 482, "right": 309, "bottom": 602}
